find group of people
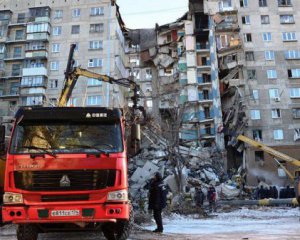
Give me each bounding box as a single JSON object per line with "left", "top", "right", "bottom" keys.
{"left": 254, "top": 185, "right": 296, "bottom": 200}
{"left": 194, "top": 185, "right": 217, "bottom": 212}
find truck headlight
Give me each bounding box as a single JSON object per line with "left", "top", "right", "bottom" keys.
{"left": 3, "top": 192, "right": 23, "bottom": 204}
{"left": 107, "top": 190, "right": 128, "bottom": 201}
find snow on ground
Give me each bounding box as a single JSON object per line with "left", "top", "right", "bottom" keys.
{"left": 144, "top": 207, "right": 300, "bottom": 235}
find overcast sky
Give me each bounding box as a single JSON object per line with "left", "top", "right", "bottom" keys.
{"left": 117, "top": 0, "right": 188, "bottom": 29}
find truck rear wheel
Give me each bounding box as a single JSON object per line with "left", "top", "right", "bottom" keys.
{"left": 17, "top": 224, "right": 38, "bottom": 240}
{"left": 102, "top": 206, "right": 134, "bottom": 240}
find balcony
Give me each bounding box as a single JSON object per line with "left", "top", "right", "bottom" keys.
{"left": 4, "top": 53, "right": 25, "bottom": 61}
{"left": 196, "top": 42, "right": 209, "bottom": 52}
{"left": 28, "top": 16, "right": 50, "bottom": 23}
{"left": 25, "top": 50, "right": 48, "bottom": 59}
{"left": 1, "top": 70, "right": 22, "bottom": 78}
{"left": 6, "top": 35, "right": 26, "bottom": 43}
{"left": 216, "top": 22, "right": 239, "bottom": 32}
{"left": 23, "top": 67, "right": 47, "bottom": 76}
{"left": 8, "top": 18, "right": 27, "bottom": 27}
{"left": 197, "top": 76, "right": 212, "bottom": 85}
{"left": 20, "top": 87, "right": 46, "bottom": 95}
{"left": 198, "top": 92, "right": 213, "bottom": 103}
{"left": 26, "top": 32, "right": 49, "bottom": 41}
{"left": 0, "top": 90, "right": 19, "bottom": 98}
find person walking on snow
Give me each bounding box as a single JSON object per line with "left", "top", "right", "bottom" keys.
{"left": 148, "top": 172, "right": 167, "bottom": 233}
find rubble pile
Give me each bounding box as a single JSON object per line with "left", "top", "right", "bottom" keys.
{"left": 128, "top": 126, "right": 231, "bottom": 212}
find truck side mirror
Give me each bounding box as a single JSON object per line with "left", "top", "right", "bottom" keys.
{"left": 0, "top": 125, "right": 5, "bottom": 152}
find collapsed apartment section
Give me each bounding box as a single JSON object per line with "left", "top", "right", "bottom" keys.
{"left": 204, "top": 0, "right": 246, "bottom": 172}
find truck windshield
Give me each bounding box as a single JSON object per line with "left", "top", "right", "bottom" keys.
{"left": 10, "top": 121, "right": 123, "bottom": 154}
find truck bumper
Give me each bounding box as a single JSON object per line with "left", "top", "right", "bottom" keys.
{"left": 2, "top": 203, "right": 129, "bottom": 224}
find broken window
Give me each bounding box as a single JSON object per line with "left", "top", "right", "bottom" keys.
{"left": 203, "top": 90, "right": 209, "bottom": 100}
{"left": 294, "top": 129, "right": 300, "bottom": 141}
{"left": 288, "top": 69, "right": 300, "bottom": 78}
{"left": 244, "top": 33, "right": 252, "bottom": 42}
{"left": 292, "top": 108, "right": 300, "bottom": 118}
{"left": 205, "top": 124, "right": 211, "bottom": 135}
{"left": 240, "top": 0, "right": 248, "bottom": 7}
{"left": 261, "top": 15, "right": 270, "bottom": 24}
{"left": 280, "top": 15, "right": 294, "bottom": 24}
{"left": 255, "top": 151, "right": 264, "bottom": 162}
{"left": 259, "top": 0, "right": 267, "bottom": 7}
{"left": 203, "top": 74, "right": 211, "bottom": 83}
{"left": 278, "top": 0, "right": 292, "bottom": 7}
{"left": 252, "top": 90, "right": 259, "bottom": 100}
{"left": 274, "top": 129, "right": 284, "bottom": 140}
{"left": 271, "top": 109, "right": 281, "bottom": 118}
{"left": 245, "top": 51, "right": 254, "bottom": 61}
{"left": 242, "top": 16, "right": 250, "bottom": 24}
{"left": 204, "top": 107, "right": 210, "bottom": 118}
{"left": 253, "top": 130, "right": 263, "bottom": 141}
{"left": 145, "top": 69, "right": 152, "bottom": 80}
{"left": 247, "top": 69, "right": 256, "bottom": 79}
{"left": 269, "top": 89, "right": 280, "bottom": 99}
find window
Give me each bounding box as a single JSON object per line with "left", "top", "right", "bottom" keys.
{"left": 87, "top": 96, "right": 102, "bottom": 106}
{"left": 89, "top": 40, "right": 103, "bottom": 50}
{"left": 267, "top": 70, "right": 277, "bottom": 79}
{"left": 285, "top": 50, "right": 300, "bottom": 59}
{"left": 262, "top": 32, "right": 272, "bottom": 41}
{"left": 269, "top": 88, "right": 280, "bottom": 99}
{"left": 253, "top": 130, "right": 263, "bottom": 141}
{"left": 0, "top": 26, "right": 5, "bottom": 37}
{"left": 282, "top": 32, "right": 297, "bottom": 41}
{"left": 50, "top": 79, "right": 58, "bottom": 88}
{"left": 50, "top": 61, "right": 59, "bottom": 71}
{"left": 259, "top": 0, "right": 267, "bottom": 7}
{"left": 15, "top": 29, "right": 25, "bottom": 40}
{"left": 67, "top": 98, "right": 78, "bottom": 107}
{"left": 52, "top": 26, "right": 62, "bottom": 36}
{"left": 288, "top": 69, "right": 300, "bottom": 78}
{"left": 252, "top": 90, "right": 259, "bottom": 100}
{"left": 72, "top": 8, "right": 80, "bottom": 18}
{"left": 219, "top": 0, "right": 233, "bottom": 11}
{"left": 73, "top": 42, "right": 79, "bottom": 51}
{"left": 290, "top": 88, "right": 300, "bottom": 98}
{"left": 272, "top": 109, "right": 281, "bottom": 118}
{"left": 255, "top": 151, "right": 264, "bottom": 162}
{"left": 27, "top": 23, "right": 49, "bottom": 33}
{"left": 240, "top": 0, "right": 248, "bottom": 7}
{"left": 293, "top": 108, "right": 300, "bottom": 118}
{"left": 90, "top": 7, "right": 104, "bottom": 16}
{"left": 251, "top": 110, "right": 261, "bottom": 120}
{"left": 274, "top": 129, "right": 284, "bottom": 140}
{"left": 0, "top": 44, "right": 5, "bottom": 54}
{"left": 71, "top": 25, "right": 80, "bottom": 34}
{"left": 88, "top": 58, "right": 103, "bottom": 67}
{"left": 280, "top": 15, "right": 294, "bottom": 24}
{"left": 90, "top": 23, "right": 104, "bottom": 33}
{"left": 17, "top": 13, "right": 26, "bottom": 23}
{"left": 245, "top": 51, "right": 254, "bottom": 61}
{"left": 54, "top": 10, "right": 63, "bottom": 19}
{"left": 261, "top": 15, "right": 270, "bottom": 24}
{"left": 13, "top": 47, "right": 22, "bottom": 58}
{"left": 278, "top": 0, "right": 292, "bottom": 7}
{"left": 52, "top": 43, "right": 60, "bottom": 53}
{"left": 21, "top": 76, "right": 44, "bottom": 87}
{"left": 87, "top": 78, "right": 102, "bottom": 86}
{"left": 265, "top": 51, "right": 275, "bottom": 61}
{"left": 22, "top": 96, "right": 43, "bottom": 106}
{"left": 244, "top": 33, "right": 252, "bottom": 42}
{"left": 242, "top": 16, "right": 250, "bottom": 24}
{"left": 133, "top": 70, "right": 140, "bottom": 80}
{"left": 145, "top": 69, "right": 152, "bottom": 80}
{"left": 248, "top": 70, "right": 256, "bottom": 79}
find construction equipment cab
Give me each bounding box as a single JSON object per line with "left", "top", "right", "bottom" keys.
{"left": 0, "top": 44, "right": 144, "bottom": 240}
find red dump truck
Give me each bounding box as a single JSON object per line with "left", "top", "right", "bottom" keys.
{"left": 0, "top": 44, "right": 144, "bottom": 240}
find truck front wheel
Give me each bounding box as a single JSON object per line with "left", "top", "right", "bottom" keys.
{"left": 102, "top": 206, "right": 134, "bottom": 240}
{"left": 17, "top": 224, "right": 38, "bottom": 240}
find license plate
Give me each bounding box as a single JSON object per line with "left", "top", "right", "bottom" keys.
{"left": 51, "top": 210, "right": 80, "bottom": 217}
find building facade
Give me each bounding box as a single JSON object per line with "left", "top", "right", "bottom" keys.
{"left": 206, "top": 0, "right": 300, "bottom": 186}
{"left": 0, "top": 0, "right": 128, "bottom": 124}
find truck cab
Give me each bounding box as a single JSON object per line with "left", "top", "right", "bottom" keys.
{"left": 2, "top": 107, "right": 132, "bottom": 240}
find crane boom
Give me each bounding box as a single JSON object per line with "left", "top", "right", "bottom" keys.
{"left": 237, "top": 135, "right": 300, "bottom": 167}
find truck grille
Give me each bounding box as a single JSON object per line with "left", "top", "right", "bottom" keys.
{"left": 14, "top": 170, "right": 116, "bottom": 191}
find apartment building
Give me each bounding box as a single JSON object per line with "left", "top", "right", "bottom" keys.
{"left": 206, "top": 0, "right": 300, "bottom": 185}
{"left": 0, "top": 0, "right": 128, "bottom": 124}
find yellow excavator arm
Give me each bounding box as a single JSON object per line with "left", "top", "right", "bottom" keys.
{"left": 237, "top": 135, "right": 300, "bottom": 167}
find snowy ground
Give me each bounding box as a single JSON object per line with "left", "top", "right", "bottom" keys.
{"left": 1, "top": 207, "right": 299, "bottom": 240}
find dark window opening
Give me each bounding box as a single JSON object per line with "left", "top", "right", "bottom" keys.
{"left": 255, "top": 151, "right": 264, "bottom": 162}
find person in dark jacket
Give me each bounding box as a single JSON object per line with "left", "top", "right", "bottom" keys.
{"left": 148, "top": 172, "right": 167, "bottom": 233}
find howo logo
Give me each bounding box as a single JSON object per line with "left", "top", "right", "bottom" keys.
{"left": 60, "top": 175, "right": 71, "bottom": 187}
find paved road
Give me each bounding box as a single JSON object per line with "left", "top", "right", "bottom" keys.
{"left": 1, "top": 207, "right": 300, "bottom": 240}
